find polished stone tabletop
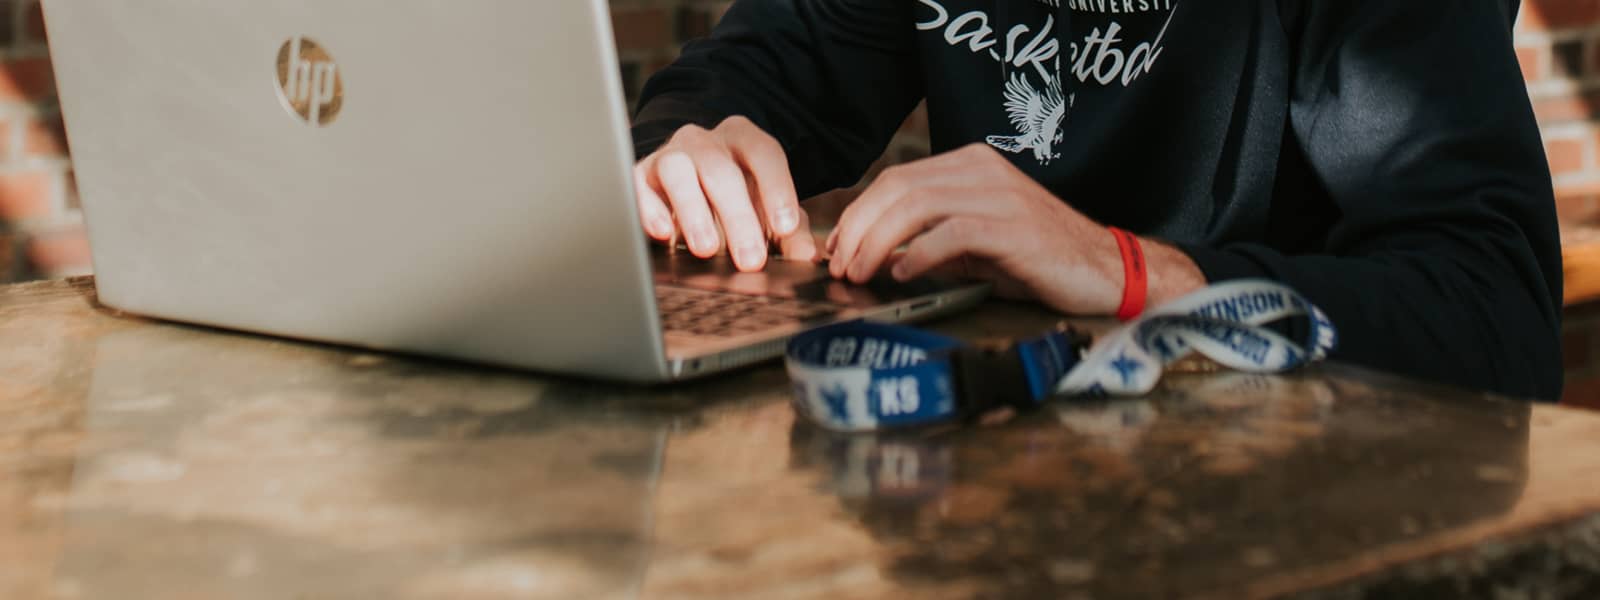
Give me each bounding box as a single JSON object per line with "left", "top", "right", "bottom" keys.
{"left": 4, "top": 277, "right": 1600, "bottom": 599}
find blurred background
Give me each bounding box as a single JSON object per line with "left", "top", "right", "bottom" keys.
{"left": 0, "top": 0, "right": 1595, "bottom": 407}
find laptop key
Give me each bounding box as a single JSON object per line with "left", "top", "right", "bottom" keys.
{"left": 656, "top": 286, "right": 840, "bottom": 339}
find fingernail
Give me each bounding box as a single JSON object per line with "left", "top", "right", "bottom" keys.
{"left": 892, "top": 262, "right": 909, "bottom": 281}
{"left": 650, "top": 214, "right": 672, "bottom": 236}
{"left": 735, "top": 242, "right": 764, "bottom": 268}
{"left": 690, "top": 229, "right": 715, "bottom": 252}
{"left": 774, "top": 207, "right": 799, "bottom": 234}
{"left": 738, "top": 249, "right": 762, "bottom": 269}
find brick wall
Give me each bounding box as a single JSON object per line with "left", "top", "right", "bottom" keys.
{"left": 0, "top": 0, "right": 77, "bottom": 283}
{"left": 1519, "top": 1, "right": 1600, "bottom": 408}
{"left": 1522, "top": 1, "right": 1600, "bottom": 229}
{"left": 1, "top": 0, "right": 1597, "bottom": 405}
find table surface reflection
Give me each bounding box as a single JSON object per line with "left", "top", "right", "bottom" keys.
{"left": 3, "top": 277, "right": 1600, "bottom": 599}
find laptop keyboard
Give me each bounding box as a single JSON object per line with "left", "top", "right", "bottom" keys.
{"left": 655, "top": 286, "right": 841, "bottom": 339}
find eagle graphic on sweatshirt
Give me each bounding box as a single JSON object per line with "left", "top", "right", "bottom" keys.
{"left": 986, "top": 72, "right": 1073, "bottom": 165}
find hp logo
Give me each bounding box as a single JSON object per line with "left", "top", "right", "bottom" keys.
{"left": 274, "top": 37, "right": 343, "bottom": 126}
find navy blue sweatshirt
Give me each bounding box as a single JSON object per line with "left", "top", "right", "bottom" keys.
{"left": 631, "top": 0, "right": 1564, "bottom": 400}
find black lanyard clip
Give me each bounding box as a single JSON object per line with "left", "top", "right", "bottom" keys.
{"left": 951, "top": 341, "right": 1036, "bottom": 417}
{"left": 950, "top": 325, "right": 1092, "bottom": 419}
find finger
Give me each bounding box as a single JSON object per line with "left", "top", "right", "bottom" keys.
{"left": 881, "top": 250, "right": 909, "bottom": 274}
{"left": 720, "top": 117, "right": 802, "bottom": 237}
{"left": 891, "top": 217, "right": 1006, "bottom": 282}
{"left": 634, "top": 157, "right": 675, "bottom": 241}
{"left": 777, "top": 207, "right": 820, "bottom": 262}
{"left": 829, "top": 153, "right": 979, "bottom": 278}
{"left": 654, "top": 151, "right": 721, "bottom": 258}
{"left": 683, "top": 139, "right": 768, "bottom": 272}
{"left": 740, "top": 167, "right": 810, "bottom": 260}
{"left": 829, "top": 165, "right": 915, "bottom": 279}
{"left": 845, "top": 188, "right": 1008, "bottom": 284}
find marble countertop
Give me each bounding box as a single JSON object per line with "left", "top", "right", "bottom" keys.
{"left": 4, "top": 277, "right": 1600, "bottom": 599}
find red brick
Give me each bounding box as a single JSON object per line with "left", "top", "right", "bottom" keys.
{"left": 1518, "top": 44, "right": 1547, "bottom": 82}
{"left": 1533, "top": 88, "right": 1600, "bottom": 124}
{"left": 1547, "top": 136, "right": 1586, "bottom": 176}
{"left": 1556, "top": 177, "right": 1600, "bottom": 201}
{"left": 0, "top": 170, "right": 55, "bottom": 221}
{"left": 0, "top": 57, "right": 57, "bottom": 102}
{"left": 24, "top": 224, "right": 91, "bottom": 276}
{"left": 1558, "top": 195, "right": 1600, "bottom": 226}
{"left": 1562, "top": 375, "right": 1600, "bottom": 410}
{"left": 1521, "top": 1, "right": 1600, "bottom": 33}
{"left": 1535, "top": 94, "right": 1588, "bottom": 124}
{"left": 0, "top": 117, "right": 11, "bottom": 161}
{"left": 612, "top": 7, "right": 674, "bottom": 54}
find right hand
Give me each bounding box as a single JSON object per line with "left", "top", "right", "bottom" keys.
{"left": 634, "top": 116, "right": 819, "bottom": 272}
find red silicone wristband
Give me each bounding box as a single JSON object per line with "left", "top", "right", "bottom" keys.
{"left": 1109, "top": 227, "right": 1147, "bottom": 321}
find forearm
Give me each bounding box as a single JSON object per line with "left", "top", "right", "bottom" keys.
{"left": 1179, "top": 240, "right": 1562, "bottom": 400}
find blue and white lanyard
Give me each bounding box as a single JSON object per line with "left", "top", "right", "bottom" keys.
{"left": 785, "top": 280, "right": 1338, "bottom": 432}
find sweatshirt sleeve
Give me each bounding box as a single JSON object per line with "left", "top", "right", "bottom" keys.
{"left": 1180, "top": 0, "right": 1564, "bottom": 399}
{"left": 629, "top": 0, "right": 925, "bottom": 198}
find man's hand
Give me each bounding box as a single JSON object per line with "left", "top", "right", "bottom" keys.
{"left": 826, "top": 144, "right": 1206, "bottom": 315}
{"left": 635, "top": 116, "right": 819, "bottom": 272}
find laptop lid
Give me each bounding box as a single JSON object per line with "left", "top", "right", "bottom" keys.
{"left": 43, "top": 0, "right": 671, "bottom": 381}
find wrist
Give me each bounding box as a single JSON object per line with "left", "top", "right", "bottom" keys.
{"left": 1141, "top": 237, "right": 1206, "bottom": 308}
{"left": 1107, "top": 227, "right": 1148, "bottom": 320}
{"left": 1099, "top": 229, "right": 1205, "bottom": 318}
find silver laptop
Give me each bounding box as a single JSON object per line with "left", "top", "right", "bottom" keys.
{"left": 41, "top": 0, "right": 989, "bottom": 382}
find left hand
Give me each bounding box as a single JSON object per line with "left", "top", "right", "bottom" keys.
{"left": 826, "top": 144, "right": 1205, "bottom": 315}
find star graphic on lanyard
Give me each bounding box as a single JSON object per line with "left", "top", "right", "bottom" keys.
{"left": 1110, "top": 353, "right": 1144, "bottom": 387}
{"left": 1284, "top": 347, "right": 1304, "bottom": 367}
{"left": 821, "top": 384, "right": 853, "bottom": 423}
